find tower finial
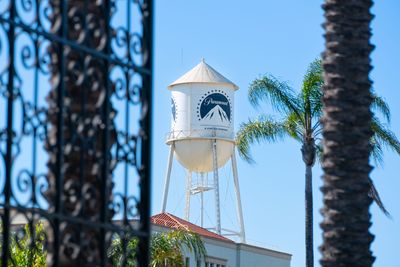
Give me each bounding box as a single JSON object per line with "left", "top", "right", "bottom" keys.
{"left": 201, "top": 57, "right": 205, "bottom": 63}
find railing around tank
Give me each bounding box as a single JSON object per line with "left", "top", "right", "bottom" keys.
{"left": 165, "top": 129, "right": 235, "bottom": 143}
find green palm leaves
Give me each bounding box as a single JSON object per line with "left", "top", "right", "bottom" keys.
{"left": 237, "top": 58, "right": 399, "bottom": 267}
{"left": 108, "top": 229, "right": 206, "bottom": 267}
{"left": 151, "top": 230, "right": 206, "bottom": 267}
{"left": 236, "top": 117, "right": 288, "bottom": 162}
{"left": 238, "top": 60, "right": 325, "bottom": 267}
{"left": 236, "top": 59, "right": 400, "bottom": 213}
{"left": 0, "top": 222, "right": 47, "bottom": 267}
{"left": 108, "top": 236, "right": 139, "bottom": 267}
{"left": 371, "top": 97, "right": 400, "bottom": 166}
{"left": 237, "top": 59, "right": 324, "bottom": 162}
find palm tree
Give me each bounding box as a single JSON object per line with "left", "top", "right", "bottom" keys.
{"left": 108, "top": 229, "right": 206, "bottom": 267}
{"left": 236, "top": 59, "right": 399, "bottom": 267}
{"left": 150, "top": 230, "right": 206, "bottom": 267}
{"left": 320, "top": 0, "right": 376, "bottom": 266}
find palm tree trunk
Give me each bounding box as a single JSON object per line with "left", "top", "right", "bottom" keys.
{"left": 305, "top": 164, "right": 313, "bottom": 267}
{"left": 302, "top": 141, "right": 316, "bottom": 267}
{"left": 321, "top": 0, "right": 375, "bottom": 266}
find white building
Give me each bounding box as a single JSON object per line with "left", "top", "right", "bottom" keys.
{"left": 151, "top": 213, "right": 291, "bottom": 267}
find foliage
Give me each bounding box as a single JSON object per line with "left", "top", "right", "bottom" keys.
{"left": 108, "top": 235, "right": 139, "bottom": 267}
{"left": 237, "top": 59, "right": 323, "bottom": 162}
{"left": 237, "top": 58, "right": 399, "bottom": 267}
{"left": 108, "top": 229, "right": 206, "bottom": 267}
{"left": 0, "top": 224, "right": 205, "bottom": 267}
{"left": 151, "top": 229, "right": 206, "bottom": 267}
{"left": 0, "top": 222, "right": 47, "bottom": 267}
{"left": 236, "top": 58, "right": 400, "bottom": 214}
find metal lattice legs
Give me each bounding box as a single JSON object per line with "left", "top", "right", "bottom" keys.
{"left": 161, "top": 140, "right": 245, "bottom": 243}
{"left": 161, "top": 143, "right": 175, "bottom": 213}
{"left": 212, "top": 139, "right": 221, "bottom": 235}
{"left": 184, "top": 171, "right": 192, "bottom": 221}
{"left": 231, "top": 149, "right": 246, "bottom": 243}
{"left": 200, "top": 173, "right": 205, "bottom": 227}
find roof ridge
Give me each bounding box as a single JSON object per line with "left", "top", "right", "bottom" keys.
{"left": 165, "top": 213, "right": 189, "bottom": 231}
{"left": 152, "top": 213, "right": 234, "bottom": 243}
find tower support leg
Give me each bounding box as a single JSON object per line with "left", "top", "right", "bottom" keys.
{"left": 184, "top": 171, "right": 192, "bottom": 221}
{"left": 212, "top": 139, "right": 221, "bottom": 235}
{"left": 161, "top": 143, "right": 175, "bottom": 213}
{"left": 200, "top": 173, "right": 205, "bottom": 227}
{"left": 231, "top": 148, "right": 246, "bottom": 243}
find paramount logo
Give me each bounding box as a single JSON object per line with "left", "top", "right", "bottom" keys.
{"left": 204, "top": 97, "right": 229, "bottom": 106}
{"left": 198, "top": 92, "right": 231, "bottom": 124}
{"left": 203, "top": 105, "right": 229, "bottom": 123}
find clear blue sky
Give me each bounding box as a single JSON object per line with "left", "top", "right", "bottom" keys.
{"left": 152, "top": 1, "right": 400, "bottom": 267}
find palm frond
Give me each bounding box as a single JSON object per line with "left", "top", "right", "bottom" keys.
{"left": 236, "top": 117, "right": 288, "bottom": 162}
{"left": 151, "top": 232, "right": 183, "bottom": 267}
{"left": 150, "top": 230, "right": 206, "bottom": 267}
{"left": 248, "top": 75, "right": 302, "bottom": 121}
{"left": 371, "top": 117, "right": 400, "bottom": 155}
{"left": 315, "top": 142, "right": 323, "bottom": 163}
{"left": 167, "top": 230, "right": 206, "bottom": 262}
{"left": 368, "top": 178, "right": 391, "bottom": 217}
{"left": 369, "top": 117, "right": 399, "bottom": 218}
{"left": 309, "top": 88, "right": 323, "bottom": 120}
{"left": 370, "top": 136, "right": 384, "bottom": 167}
{"left": 371, "top": 92, "right": 391, "bottom": 124}
{"left": 301, "top": 58, "right": 323, "bottom": 123}
{"left": 283, "top": 112, "right": 303, "bottom": 142}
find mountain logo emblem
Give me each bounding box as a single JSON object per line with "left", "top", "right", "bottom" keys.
{"left": 171, "top": 97, "right": 177, "bottom": 121}
{"left": 197, "top": 92, "right": 231, "bottom": 125}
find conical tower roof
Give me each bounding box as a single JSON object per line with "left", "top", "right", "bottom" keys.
{"left": 168, "top": 59, "right": 239, "bottom": 90}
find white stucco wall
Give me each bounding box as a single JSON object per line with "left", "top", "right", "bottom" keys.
{"left": 237, "top": 244, "right": 291, "bottom": 267}
{"left": 152, "top": 224, "right": 291, "bottom": 267}
{"left": 183, "top": 236, "right": 291, "bottom": 267}
{"left": 197, "top": 238, "right": 237, "bottom": 267}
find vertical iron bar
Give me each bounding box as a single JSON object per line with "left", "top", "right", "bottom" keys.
{"left": 29, "top": 8, "right": 41, "bottom": 265}
{"left": 32, "top": 44, "right": 39, "bottom": 178}
{"left": 78, "top": 1, "right": 89, "bottom": 256}
{"left": 122, "top": 3, "right": 131, "bottom": 262}
{"left": 54, "top": 1, "right": 68, "bottom": 266}
{"left": 32, "top": 16, "right": 39, "bottom": 180}
{"left": 125, "top": 0, "right": 131, "bottom": 198}
{"left": 100, "top": 1, "right": 112, "bottom": 266}
{"left": 0, "top": 0, "right": 155, "bottom": 265}
{"left": 32, "top": 0, "right": 40, "bottom": 206}
{"left": 2, "top": 2, "right": 16, "bottom": 267}
{"left": 124, "top": 0, "right": 131, "bottom": 223}
{"left": 138, "top": 0, "right": 154, "bottom": 265}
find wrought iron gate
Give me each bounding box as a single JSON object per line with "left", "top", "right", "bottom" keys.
{"left": 0, "top": 0, "right": 153, "bottom": 266}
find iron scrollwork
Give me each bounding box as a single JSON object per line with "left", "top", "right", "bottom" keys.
{"left": 0, "top": 0, "right": 153, "bottom": 266}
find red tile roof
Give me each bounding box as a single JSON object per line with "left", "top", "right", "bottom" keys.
{"left": 151, "top": 213, "right": 234, "bottom": 243}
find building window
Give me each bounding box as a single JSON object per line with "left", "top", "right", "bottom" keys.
{"left": 205, "top": 256, "right": 227, "bottom": 267}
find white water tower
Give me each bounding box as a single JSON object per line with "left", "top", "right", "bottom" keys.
{"left": 161, "top": 59, "right": 245, "bottom": 242}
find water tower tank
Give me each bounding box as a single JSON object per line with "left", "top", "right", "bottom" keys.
{"left": 167, "top": 59, "right": 238, "bottom": 172}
